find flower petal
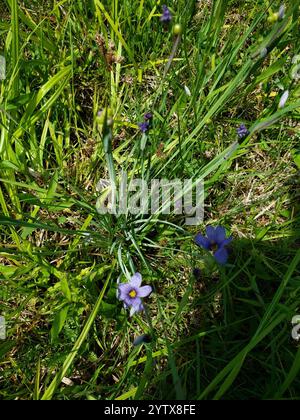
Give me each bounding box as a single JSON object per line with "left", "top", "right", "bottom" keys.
{"left": 129, "top": 298, "right": 143, "bottom": 317}
{"left": 215, "top": 226, "right": 226, "bottom": 245}
{"left": 129, "top": 306, "right": 136, "bottom": 317}
{"left": 118, "top": 283, "right": 131, "bottom": 301}
{"left": 123, "top": 295, "right": 135, "bottom": 308}
{"left": 220, "top": 236, "right": 233, "bottom": 248}
{"left": 138, "top": 285, "right": 152, "bottom": 298}
{"left": 206, "top": 225, "right": 217, "bottom": 242}
{"left": 195, "top": 233, "right": 211, "bottom": 250}
{"left": 214, "top": 246, "right": 229, "bottom": 265}
{"left": 130, "top": 272, "right": 142, "bottom": 288}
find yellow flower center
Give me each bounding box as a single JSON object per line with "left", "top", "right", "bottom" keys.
{"left": 129, "top": 289, "right": 137, "bottom": 298}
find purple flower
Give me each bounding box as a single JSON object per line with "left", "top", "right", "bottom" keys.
{"left": 237, "top": 124, "right": 249, "bottom": 139}
{"left": 195, "top": 226, "right": 232, "bottom": 265}
{"left": 117, "top": 273, "right": 152, "bottom": 316}
{"left": 144, "top": 112, "right": 153, "bottom": 121}
{"left": 160, "top": 5, "right": 172, "bottom": 24}
{"left": 137, "top": 113, "right": 153, "bottom": 132}
{"left": 138, "top": 121, "right": 150, "bottom": 133}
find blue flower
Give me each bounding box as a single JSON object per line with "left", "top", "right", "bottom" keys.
{"left": 237, "top": 124, "right": 249, "bottom": 139}
{"left": 138, "top": 112, "right": 153, "bottom": 132}
{"left": 138, "top": 121, "right": 150, "bottom": 133}
{"left": 117, "top": 273, "right": 152, "bottom": 316}
{"left": 160, "top": 5, "right": 172, "bottom": 24}
{"left": 195, "top": 226, "right": 232, "bottom": 265}
{"left": 144, "top": 112, "right": 153, "bottom": 121}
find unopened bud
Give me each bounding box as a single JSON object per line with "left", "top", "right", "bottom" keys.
{"left": 267, "top": 12, "right": 278, "bottom": 23}
{"left": 173, "top": 23, "right": 182, "bottom": 36}
{"left": 278, "top": 4, "right": 285, "bottom": 20}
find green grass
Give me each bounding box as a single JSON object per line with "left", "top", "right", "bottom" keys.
{"left": 0, "top": 0, "right": 300, "bottom": 400}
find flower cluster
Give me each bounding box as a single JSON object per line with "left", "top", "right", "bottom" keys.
{"left": 117, "top": 225, "right": 233, "bottom": 318}
{"left": 138, "top": 112, "right": 153, "bottom": 133}
{"left": 126, "top": 3, "right": 235, "bottom": 314}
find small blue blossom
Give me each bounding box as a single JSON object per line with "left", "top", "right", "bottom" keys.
{"left": 138, "top": 113, "right": 153, "bottom": 132}
{"left": 237, "top": 124, "right": 249, "bottom": 139}
{"left": 138, "top": 121, "right": 150, "bottom": 133}
{"left": 144, "top": 112, "right": 153, "bottom": 121}
{"left": 117, "top": 273, "right": 152, "bottom": 316}
{"left": 195, "top": 226, "right": 232, "bottom": 265}
{"left": 160, "top": 5, "right": 172, "bottom": 24}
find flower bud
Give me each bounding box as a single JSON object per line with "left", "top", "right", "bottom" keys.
{"left": 267, "top": 12, "right": 278, "bottom": 23}
{"left": 278, "top": 90, "right": 289, "bottom": 109}
{"left": 173, "top": 23, "right": 182, "bottom": 36}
